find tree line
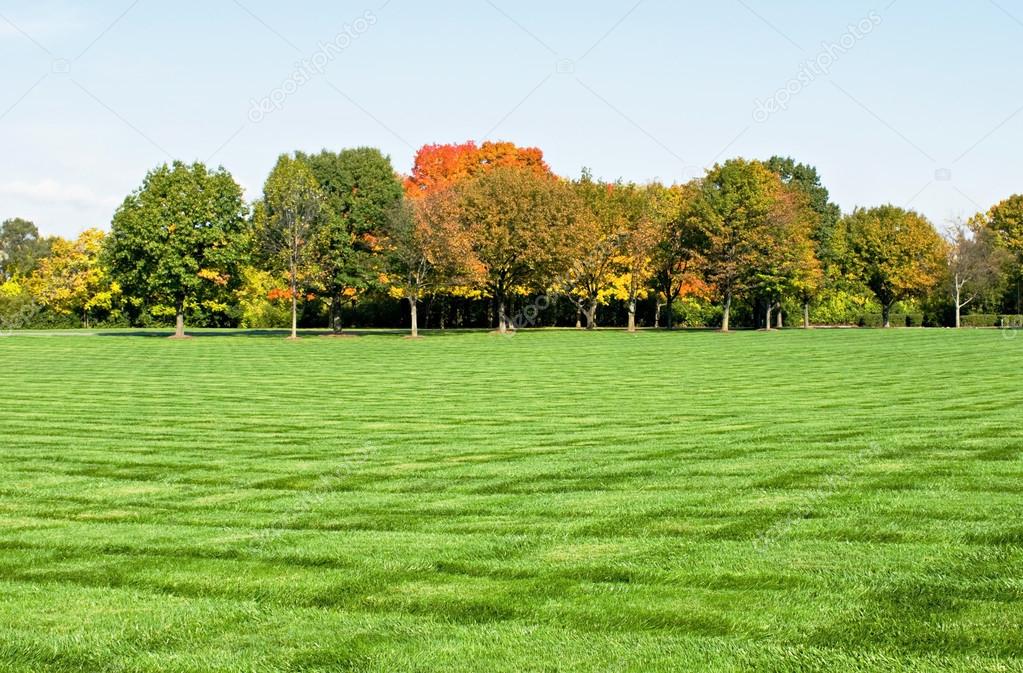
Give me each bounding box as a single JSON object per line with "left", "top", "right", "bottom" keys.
{"left": 2, "top": 141, "right": 1022, "bottom": 337}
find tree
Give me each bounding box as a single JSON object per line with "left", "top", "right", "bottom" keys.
{"left": 0, "top": 218, "right": 52, "bottom": 280}
{"left": 235, "top": 266, "right": 291, "bottom": 328}
{"left": 838, "top": 205, "right": 947, "bottom": 328}
{"left": 613, "top": 184, "right": 661, "bottom": 332}
{"left": 751, "top": 186, "right": 822, "bottom": 330}
{"left": 258, "top": 154, "right": 327, "bottom": 339}
{"left": 382, "top": 191, "right": 468, "bottom": 338}
{"left": 107, "top": 161, "right": 248, "bottom": 338}
{"left": 300, "top": 148, "right": 403, "bottom": 333}
{"left": 27, "top": 229, "right": 118, "bottom": 326}
{"left": 455, "top": 166, "right": 581, "bottom": 334}
{"left": 688, "top": 160, "right": 793, "bottom": 332}
{"left": 945, "top": 217, "right": 1011, "bottom": 328}
{"left": 986, "top": 194, "right": 1023, "bottom": 262}
{"left": 765, "top": 157, "right": 840, "bottom": 326}
{"left": 652, "top": 182, "right": 704, "bottom": 330}
{"left": 405, "top": 141, "right": 550, "bottom": 197}
{"left": 564, "top": 172, "right": 629, "bottom": 330}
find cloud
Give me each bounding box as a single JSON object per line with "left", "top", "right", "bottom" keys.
{"left": 0, "top": 179, "right": 119, "bottom": 209}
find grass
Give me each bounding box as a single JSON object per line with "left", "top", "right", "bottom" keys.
{"left": 0, "top": 328, "right": 1021, "bottom": 672}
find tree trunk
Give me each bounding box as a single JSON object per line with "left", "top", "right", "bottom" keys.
{"left": 329, "top": 295, "right": 344, "bottom": 334}
{"left": 882, "top": 303, "right": 892, "bottom": 329}
{"left": 575, "top": 307, "right": 582, "bottom": 329}
{"left": 627, "top": 299, "right": 637, "bottom": 333}
{"left": 498, "top": 297, "right": 508, "bottom": 334}
{"left": 765, "top": 303, "right": 773, "bottom": 331}
{"left": 290, "top": 292, "right": 298, "bottom": 339}
{"left": 289, "top": 256, "right": 298, "bottom": 339}
{"left": 954, "top": 284, "right": 962, "bottom": 328}
{"left": 585, "top": 302, "right": 598, "bottom": 330}
{"left": 654, "top": 302, "right": 663, "bottom": 329}
{"left": 174, "top": 300, "right": 185, "bottom": 339}
{"left": 776, "top": 307, "right": 783, "bottom": 329}
{"left": 803, "top": 301, "right": 810, "bottom": 329}
{"left": 666, "top": 297, "right": 675, "bottom": 330}
{"left": 721, "top": 292, "right": 732, "bottom": 332}
{"left": 409, "top": 297, "right": 419, "bottom": 338}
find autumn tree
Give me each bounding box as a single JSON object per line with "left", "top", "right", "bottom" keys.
{"left": 405, "top": 141, "right": 549, "bottom": 197}
{"left": 27, "top": 229, "right": 118, "bottom": 326}
{"left": 688, "top": 160, "right": 796, "bottom": 332}
{"left": 564, "top": 172, "right": 629, "bottom": 330}
{"left": 301, "top": 148, "right": 403, "bottom": 333}
{"left": 986, "top": 194, "right": 1023, "bottom": 262}
{"left": 946, "top": 217, "right": 1010, "bottom": 328}
{"left": 766, "top": 157, "right": 839, "bottom": 326}
{"left": 257, "top": 154, "right": 327, "bottom": 340}
{"left": 611, "top": 184, "right": 661, "bottom": 332}
{"left": 838, "top": 205, "right": 946, "bottom": 328}
{"left": 752, "top": 186, "right": 822, "bottom": 330}
{"left": 652, "top": 182, "right": 704, "bottom": 329}
{"left": 106, "top": 161, "right": 247, "bottom": 338}
{"left": 455, "top": 166, "right": 581, "bottom": 333}
{"left": 383, "top": 188, "right": 472, "bottom": 337}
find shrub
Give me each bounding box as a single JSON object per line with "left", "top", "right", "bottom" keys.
{"left": 673, "top": 297, "right": 723, "bottom": 328}
{"left": 856, "top": 312, "right": 925, "bottom": 328}
{"left": 961, "top": 314, "right": 1023, "bottom": 328}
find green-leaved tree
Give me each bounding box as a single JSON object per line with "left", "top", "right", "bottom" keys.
{"left": 257, "top": 154, "right": 327, "bottom": 340}
{"left": 106, "top": 161, "right": 248, "bottom": 338}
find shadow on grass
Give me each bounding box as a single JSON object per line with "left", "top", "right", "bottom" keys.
{"left": 21, "top": 326, "right": 740, "bottom": 339}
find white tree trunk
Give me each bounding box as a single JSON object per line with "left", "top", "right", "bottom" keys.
{"left": 289, "top": 254, "right": 298, "bottom": 340}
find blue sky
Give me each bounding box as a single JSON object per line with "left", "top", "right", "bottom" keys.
{"left": 2, "top": 0, "right": 1021, "bottom": 238}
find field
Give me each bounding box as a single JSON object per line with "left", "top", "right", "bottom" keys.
{"left": 1, "top": 328, "right": 1021, "bottom": 672}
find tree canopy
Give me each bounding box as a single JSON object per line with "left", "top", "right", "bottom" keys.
{"left": 838, "top": 205, "right": 947, "bottom": 327}
{"left": 10, "top": 143, "right": 1022, "bottom": 335}
{"left": 106, "top": 161, "right": 248, "bottom": 338}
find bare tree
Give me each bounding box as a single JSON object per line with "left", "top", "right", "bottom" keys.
{"left": 946, "top": 218, "right": 1010, "bottom": 328}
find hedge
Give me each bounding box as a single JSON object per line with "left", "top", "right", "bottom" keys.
{"left": 856, "top": 313, "right": 926, "bottom": 328}
{"left": 960, "top": 314, "right": 1023, "bottom": 328}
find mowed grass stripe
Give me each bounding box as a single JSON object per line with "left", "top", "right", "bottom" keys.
{"left": 1, "top": 329, "right": 1021, "bottom": 672}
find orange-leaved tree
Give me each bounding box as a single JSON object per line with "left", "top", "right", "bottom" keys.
{"left": 404, "top": 141, "right": 550, "bottom": 197}
{"left": 381, "top": 188, "right": 474, "bottom": 337}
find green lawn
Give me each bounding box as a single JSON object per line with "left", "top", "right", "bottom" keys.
{"left": 1, "top": 329, "right": 1021, "bottom": 672}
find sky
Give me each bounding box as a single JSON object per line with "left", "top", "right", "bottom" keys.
{"left": 1, "top": 0, "right": 1021, "bottom": 238}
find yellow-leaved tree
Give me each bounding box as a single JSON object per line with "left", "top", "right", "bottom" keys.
{"left": 837, "top": 206, "right": 947, "bottom": 328}
{"left": 27, "top": 229, "right": 119, "bottom": 327}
